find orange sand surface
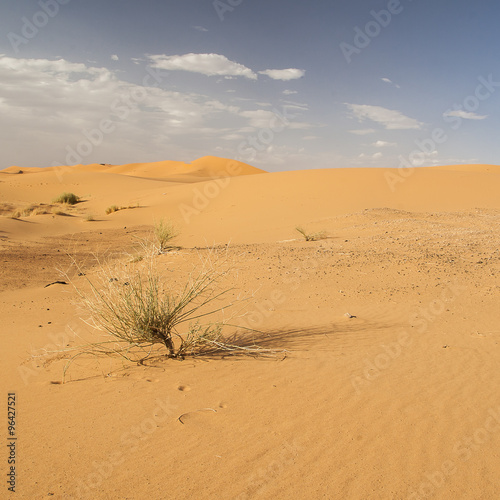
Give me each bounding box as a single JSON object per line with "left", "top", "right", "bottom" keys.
{"left": 1, "top": 157, "right": 500, "bottom": 499}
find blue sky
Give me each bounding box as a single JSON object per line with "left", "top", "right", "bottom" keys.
{"left": 1, "top": 0, "right": 499, "bottom": 171}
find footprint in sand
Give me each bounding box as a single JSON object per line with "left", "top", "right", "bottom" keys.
{"left": 470, "top": 331, "right": 486, "bottom": 338}
{"left": 177, "top": 385, "right": 191, "bottom": 392}
{"left": 177, "top": 408, "right": 217, "bottom": 425}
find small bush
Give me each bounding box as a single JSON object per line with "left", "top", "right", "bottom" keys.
{"left": 69, "top": 253, "right": 238, "bottom": 359}
{"left": 85, "top": 214, "right": 95, "bottom": 222}
{"left": 295, "top": 226, "right": 327, "bottom": 242}
{"left": 31, "top": 206, "right": 50, "bottom": 216}
{"left": 53, "top": 192, "right": 80, "bottom": 205}
{"left": 10, "top": 205, "right": 47, "bottom": 218}
{"left": 105, "top": 205, "right": 121, "bottom": 215}
{"left": 154, "top": 219, "right": 179, "bottom": 253}
{"left": 105, "top": 204, "right": 140, "bottom": 215}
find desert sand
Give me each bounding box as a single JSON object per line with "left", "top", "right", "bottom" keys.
{"left": 1, "top": 156, "right": 500, "bottom": 499}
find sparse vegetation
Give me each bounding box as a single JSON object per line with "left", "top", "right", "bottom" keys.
{"left": 105, "top": 205, "right": 120, "bottom": 215}
{"left": 52, "top": 192, "right": 80, "bottom": 205}
{"left": 85, "top": 214, "right": 95, "bottom": 222}
{"left": 154, "top": 218, "right": 179, "bottom": 253}
{"left": 52, "top": 208, "right": 68, "bottom": 216}
{"left": 295, "top": 226, "right": 327, "bottom": 241}
{"left": 9, "top": 204, "right": 50, "bottom": 218}
{"left": 105, "top": 203, "right": 140, "bottom": 215}
{"left": 61, "top": 251, "right": 270, "bottom": 370}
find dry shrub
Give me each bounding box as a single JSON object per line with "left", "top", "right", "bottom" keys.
{"left": 295, "top": 226, "right": 327, "bottom": 241}
{"left": 154, "top": 218, "right": 179, "bottom": 253}
{"left": 53, "top": 192, "right": 80, "bottom": 205}
{"left": 60, "top": 249, "right": 272, "bottom": 375}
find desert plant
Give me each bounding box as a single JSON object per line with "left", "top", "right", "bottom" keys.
{"left": 154, "top": 218, "right": 179, "bottom": 253}
{"left": 53, "top": 192, "right": 80, "bottom": 205}
{"left": 67, "top": 253, "right": 246, "bottom": 360}
{"left": 295, "top": 226, "right": 327, "bottom": 242}
{"left": 105, "top": 204, "right": 140, "bottom": 215}
{"left": 105, "top": 205, "right": 120, "bottom": 215}
{"left": 85, "top": 214, "right": 95, "bottom": 222}
{"left": 10, "top": 205, "right": 40, "bottom": 217}
{"left": 31, "top": 206, "right": 50, "bottom": 216}
{"left": 52, "top": 208, "right": 67, "bottom": 216}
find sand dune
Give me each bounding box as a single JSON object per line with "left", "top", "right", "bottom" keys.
{"left": 1, "top": 157, "right": 500, "bottom": 499}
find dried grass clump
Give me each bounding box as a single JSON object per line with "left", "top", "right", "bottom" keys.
{"left": 295, "top": 226, "right": 327, "bottom": 242}
{"left": 154, "top": 218, "right": 179, "bottom": 253}
{"left": 105, "top": 203, "right": 140, "bottom": 215}
{"left": 52, "top": 208, "right": 68, "bottom": 216}
{"left": 9, "top": 204, "right": 50, "bottom": 218}
{"left": 61, "top": 250, "right": 273, "bottom": 370}
{"left": 53, "top": 192, "right": 80, "bottom": 205}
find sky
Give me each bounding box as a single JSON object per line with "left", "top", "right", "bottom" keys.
{"left": 0, "top": 0, "right": 499, "bottom": 171}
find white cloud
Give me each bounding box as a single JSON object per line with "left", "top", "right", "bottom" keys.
{"left": 346, "top": 103, "right": 423, "bottom": 130}
{"left": 281, "top": 99, "right": 308, "bottom": 110}
{"left": 148, "top": 53, "right": 257, "bottom": 79}
{"left": 349, "top": 128, "right": 375, "bottom": 135}
{"left": 221, "top": 133, "right": 244, "bottom": 141}
{"left": 259, "top": 68, "right": 305, "bottom": 81}
{"left": 302, "top": 135, "right": 319, "bottom": 140}
{"left": 381, "top": 77, "right": 400, "bottom": 88}
{"left": 443, "top": 110, "right": 487, "bottom": 120}
{"left": 0, "top": 55, "right": 256, "bottom": 167}
{"left": 111, "top": 54, "right": 119, "bottom": 61}
{"left": 372, "top": 140, "right": 396, "bottom": 148}
{"left": 358, "top": 152, "right": 383, "bottom": 161}
{"left": 0, "top": 55, "right": 317, "bottom": 170}
{"left": 193, "top": 26, "right": 208, "bottom": 32}
{"left": 426, "top": 156, "right": 479, "bottom": 166}
{"left": 238, "top": 109, "right": 312, "bottom": 130}
{"left": 283, "top": 89, "right": 298, "bottom": 95}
